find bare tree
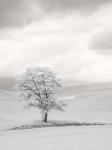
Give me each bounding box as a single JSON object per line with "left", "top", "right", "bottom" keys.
{"left": 16, "top": 67, "right": 66, "bottom": 122}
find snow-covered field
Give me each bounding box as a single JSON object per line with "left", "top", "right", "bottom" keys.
{"left": 1, "top": 125, "right": 112, "bottom": 150}
{"left": 1, "top": 89, "right": 112, "bottom": 150}
{"left": 1, "top": 90, "right": 112, "bottom": 130}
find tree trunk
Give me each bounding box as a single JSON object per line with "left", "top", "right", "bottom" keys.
{"left": 41, "top": 110, "right": 48, "bottom": 123}
{"left": 44, "top": 112, "right": 48, "bottom": 122}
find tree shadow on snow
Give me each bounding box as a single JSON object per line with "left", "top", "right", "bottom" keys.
{"left": 9, "top": 120, "right": 108, "bottom": 131}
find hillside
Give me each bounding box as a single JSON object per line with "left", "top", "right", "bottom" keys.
{"left": 0, "top": 86, "right": 112, "bottom": 130}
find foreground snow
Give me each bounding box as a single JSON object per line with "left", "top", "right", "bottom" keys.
{"left": 0, "top": 125, "right": 112, "bottom": 150}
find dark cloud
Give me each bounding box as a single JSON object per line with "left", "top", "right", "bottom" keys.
{"left": 0, "top": 0, "right": 111, "bottom": 28}
{"left": 37, "top": 0, "right": 112, "bottom": 13}
{"left": 89, "top": 28, "right": 112, "bottom": 55}
{"left": 0, "top": 0, "right": 33, "bottom": 28}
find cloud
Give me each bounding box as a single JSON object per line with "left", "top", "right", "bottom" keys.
{"left": 1, "top": 1, "right": 112, "bottom": 88}
{"left": 0, "top": 0, "right": 112, "bottom": 28}
{"left": 36, "top": 0, "right": 112, "bottom": 13}
{"left": 1, "top": 26, "right": 112, "bottom": 85}
{"left": 0, "top": 0, "right": 26, "bottom": 28}
{"left": 89, "top": 28, "right": 112, "bottom": 55}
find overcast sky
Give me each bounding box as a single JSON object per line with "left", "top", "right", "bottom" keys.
{"left": 0, "top": 0, "right": 112, "bottom": 88}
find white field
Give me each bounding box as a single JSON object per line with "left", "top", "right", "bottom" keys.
{"left": 1, "top": 90, "right": 112, "bottom": 150}
{"left": 1, "top": 125, "right": 112, "bottom": 150}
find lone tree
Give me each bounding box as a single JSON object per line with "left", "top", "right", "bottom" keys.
{"left": 16, "top": 67, "right": 66, "bottom": 122}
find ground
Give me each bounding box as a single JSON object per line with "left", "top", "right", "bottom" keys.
{"left": 1, "top": 90, "right": 112, "bottom": 150}
{"left": 1, "top": 125, "right": 112, "bottom": 150}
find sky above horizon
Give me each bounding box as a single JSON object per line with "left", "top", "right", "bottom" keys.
{"left": 0, "top": 0, "right": 112, "bottom": 87}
